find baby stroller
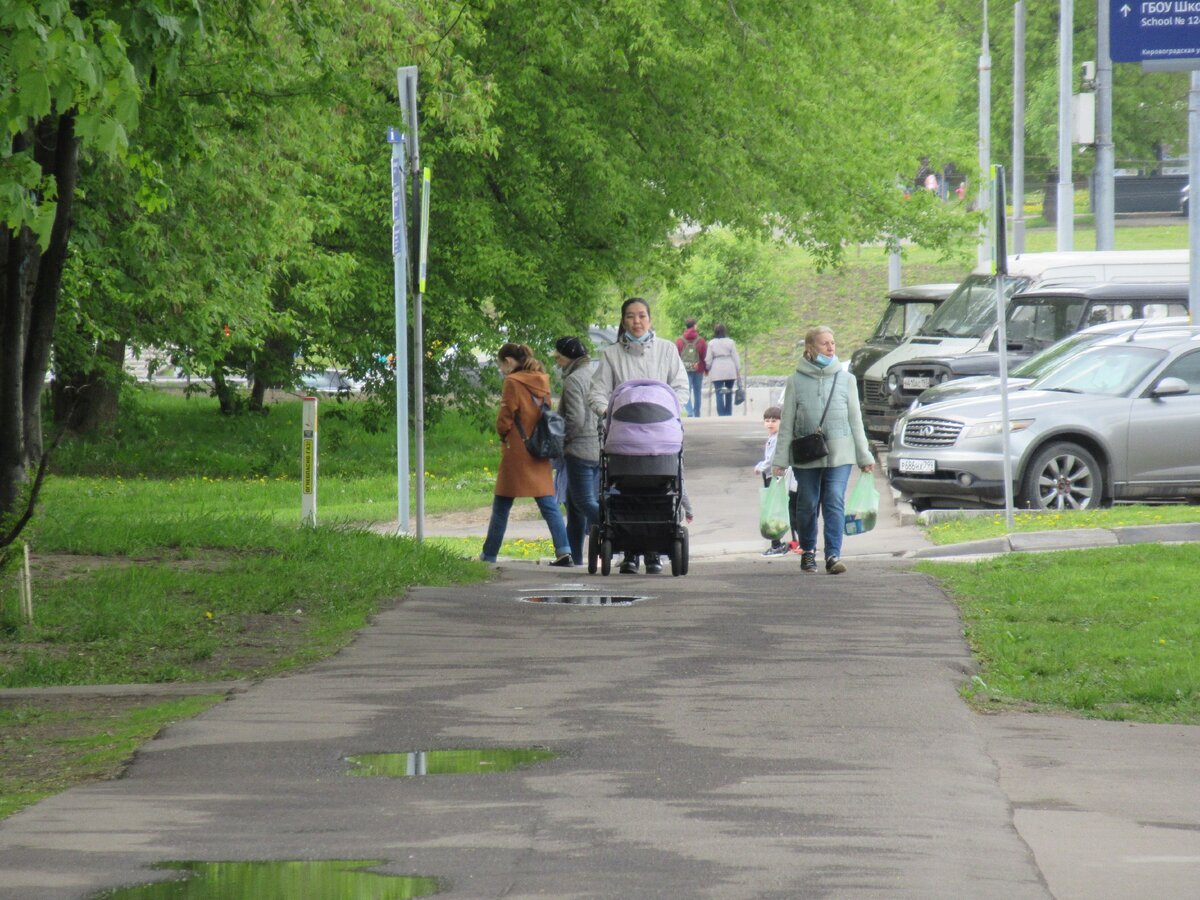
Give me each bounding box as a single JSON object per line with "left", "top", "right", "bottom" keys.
{"left": 588, "top": 379, "right": 689, "bottom": 576}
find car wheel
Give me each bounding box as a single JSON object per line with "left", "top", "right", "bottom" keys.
{"left": 910, "top": 498, "right": 933, "bottom": 513}
{"left": 1020, "top": 442, "right": 1104, "bottom": 511}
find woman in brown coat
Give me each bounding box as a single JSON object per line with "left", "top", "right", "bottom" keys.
{"left": 480, "top": 343, "right": 573, "bottom": 566}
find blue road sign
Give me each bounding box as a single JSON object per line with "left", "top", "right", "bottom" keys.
{"left": 1111, "top": 2, "right": 1200, "bottom": 63}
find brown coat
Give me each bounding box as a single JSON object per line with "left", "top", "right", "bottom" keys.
{"left": 494, "top": 370, "right": 555, "bottom": 498}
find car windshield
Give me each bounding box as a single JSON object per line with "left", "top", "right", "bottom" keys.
{"left": 873, "top": 301, "right": 938, "bottom": 342}
{"left": 1010, "top": 330, "right": 1106, "bottom": 378}
{"left": 1029, "top": 345, "right": 1166, "bottom": 396}
{"left": 917, "top": 274, "right": 1030, "bottom": 339}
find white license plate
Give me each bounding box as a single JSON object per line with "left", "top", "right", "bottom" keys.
{"left": 902, "top": 376, "right": 931, "bottom": 391}
{"left": 898, "top": 458, "right": 936, "bottom": 475}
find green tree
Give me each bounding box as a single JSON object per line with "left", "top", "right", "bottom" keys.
{"left": 1, "top": 0, "right": 203, "bottom": 524}
{"left": 657, "top": 229, "right": 785, "bottom": 347}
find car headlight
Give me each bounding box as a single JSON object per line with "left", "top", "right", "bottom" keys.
{"left": 886, "top": 373, "right": 899, "bottom": 393}
{"left": 962, "top": 419, "right": 1034, "bottom": 439}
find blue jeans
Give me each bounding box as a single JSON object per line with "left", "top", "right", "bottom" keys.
{"left": 713, "top": 379, "right": 734, "bottom": 416}
{"left": 564, "top": 456, "right": 600, "bottom": 564}
{"left": 791, "top": 464, "right": 852, "bottom": 560}
{"left": 686, "top": 370, "right": 703, "bottom": 417}
{"left": 481, "top": 495, "right": 570, "bottom": 562}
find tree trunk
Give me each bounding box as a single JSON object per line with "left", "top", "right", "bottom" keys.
{"left": 0, "top": 113, "right": 79, "bottom": 521}
{"left": 52, "top": 339, "right": 126, "bottom": 434}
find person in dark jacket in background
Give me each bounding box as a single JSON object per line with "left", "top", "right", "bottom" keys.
{"left": 554, "top": 336, "right": 600, "bottom": 566}
{"left": 675, "top": 318, "right": 708, "bottom": 418}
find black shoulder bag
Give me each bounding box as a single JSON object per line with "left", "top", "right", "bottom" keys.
{"left": 513, "top": 387, "right": 566, "bottom": 460}
{"left": 790, "top": 371, "right": 839, "bottom": 465}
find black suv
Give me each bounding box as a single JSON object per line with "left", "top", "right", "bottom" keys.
{"left": 848, "top": 283, "right": 956, "bottom": 403}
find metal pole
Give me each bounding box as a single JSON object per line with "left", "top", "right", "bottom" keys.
{"left": 1057, "top": 0, "right": 1074, "bottom": 251}
{"left": 399, "top": 67, "right": 424, "bottom": 541}
{"left": 887, "top": 248, "right": 901, "bottom": 290}
{"left": 993, "top": 166, "right": 1015, "bottom": 530}
{"left": 1190, "top": 71, "right": 1200, "bottom": 324}
{"left": 388, "top": 125, "right": 410, "bottom": 535}
{"left": 1095, "top": 1, "right": 1115, "bottom": 250}
{"left": 1012, "top": 1, "right": 1027, "bottom": 254}
{"left": 978, "top": 1, "right": 992, "bottom": 269}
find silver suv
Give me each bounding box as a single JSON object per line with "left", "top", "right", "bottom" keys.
{"left": 887, "top": 328, "right": 1200, "bottom": 510}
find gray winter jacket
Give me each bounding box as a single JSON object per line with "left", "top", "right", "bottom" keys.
{"left": 771, "top": 357, "right": 873, "bottom": 470}
{"left": 587, "top": 334, "right": 689, "bottom": 417}
{"left": 558, "top": 356, "right": 600, "bottom": 462}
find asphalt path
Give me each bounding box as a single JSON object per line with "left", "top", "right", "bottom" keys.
{"left": 1, "top": 418, "right": 1197, "bottom": 899}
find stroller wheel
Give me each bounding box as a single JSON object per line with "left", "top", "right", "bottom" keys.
{"left": 670, "top": 537, "right": 683, "bottom": 576}
{"left": 600, "top": 538, "right": 612, "bottom": 576}
{"left": 587, "top": 525, "right": 599, "bottom": 575}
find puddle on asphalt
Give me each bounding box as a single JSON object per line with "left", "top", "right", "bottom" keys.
{"left": 346, "top": 747, "right": 557, "bottom": 777}
{"left": 520, "top": 594, "right": 648, "bottom": 606}
{"left": 92, "top": 860, "right": 441, "bottom": 899}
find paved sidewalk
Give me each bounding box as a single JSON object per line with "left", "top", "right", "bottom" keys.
{"left": 1, "top": 417, "right": 1197, "bottom": 899}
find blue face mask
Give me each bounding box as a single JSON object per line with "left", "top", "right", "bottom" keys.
{"left": 623, "top": 329, "right": 655, "bottom": 343}
{"left": 814, "top": 353, "right": 837, "bottom": 368}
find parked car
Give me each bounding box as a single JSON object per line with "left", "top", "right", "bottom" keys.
{"left": 905, "top": 314, "right": 1192, "bottom": 413}
{"left": 880, "top": 282, "right": 1191, "bottom": 416}
{"left": 848, "top": 283, "right": 955, "bottom": 403}
{"left": 859, "top": 250, "right": 1190, "bottom": 443}
{"left": 887, "top": 328, "right": 1200, "bottom": 510}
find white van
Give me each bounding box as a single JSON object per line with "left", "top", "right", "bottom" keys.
{"left": 858, "top": 249, "right": 1189, "bottom": 441}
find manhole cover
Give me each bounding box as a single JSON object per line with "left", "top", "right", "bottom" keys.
{"left": 520, "top": 594, "right": 648, "bottom": 606}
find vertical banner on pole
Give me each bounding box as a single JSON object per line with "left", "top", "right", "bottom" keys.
{"left": 419, "top": 169, "right": 430, "bottom": 293}
{"left": 301, "top": 396, "right": 318, "bottom": 527}
{"left": 414, "top": 167, "right": 431, "bottom": 540}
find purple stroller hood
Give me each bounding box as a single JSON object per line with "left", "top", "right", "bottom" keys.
{"left": 604, "top": 379, "right": 683, "bottom": 455}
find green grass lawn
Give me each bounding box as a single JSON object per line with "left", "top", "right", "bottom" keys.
{"left": 921, "top": 545, "right": 1200, "bottom": 724}
{"left": 923, "top": 505, "right": 1200, "bottom": 545}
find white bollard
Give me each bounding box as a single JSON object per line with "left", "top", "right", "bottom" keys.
{"left": 301, "top": 397, "right": 318, "bottom": 527}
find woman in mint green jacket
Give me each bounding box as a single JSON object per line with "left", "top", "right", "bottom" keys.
{"left": 772, "top": 326, "right": 874, "bottom": 575}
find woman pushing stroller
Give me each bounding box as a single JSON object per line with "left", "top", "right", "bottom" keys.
{"left": 589, "top": 297, "right": 690, "bottom": 574}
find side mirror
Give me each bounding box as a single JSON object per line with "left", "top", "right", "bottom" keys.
{"left": 1151, "top": 376, "right": 1190, "bottom": 398}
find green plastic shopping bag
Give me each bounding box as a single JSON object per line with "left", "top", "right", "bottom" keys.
{"left": 843, "top": 473, "right": 880, "bottom": 536}
{"left": 759, "top": 477, "right": 790, "bottom": 540}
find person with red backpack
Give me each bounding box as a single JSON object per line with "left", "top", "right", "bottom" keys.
{"left": 675, "top": 318, "right": 707, "bottom": 417}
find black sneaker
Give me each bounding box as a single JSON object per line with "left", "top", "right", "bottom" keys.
{"left": 644, "top": 553, "right": 663, "bottom": 574}
{"left": 549, "top": 555, "right": 574, "bottom": 567}
{"left": 619, "top": 558, "right": 639, "bottom": 574}
{"left": 800, "top": 551, "right": 817, "bottom": 573}
{"left": 825, "top": 555, "right": 847, "bottom": 575}
{"left": 762, "top": 543, "right": 790, "bottom": 557}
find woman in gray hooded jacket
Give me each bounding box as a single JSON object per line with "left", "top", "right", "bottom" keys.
{"left": 588, "top": 297, "right": 689, "bottom": 574}
{"left": 772, "top": 326, "right": 874, "bottom": 575}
